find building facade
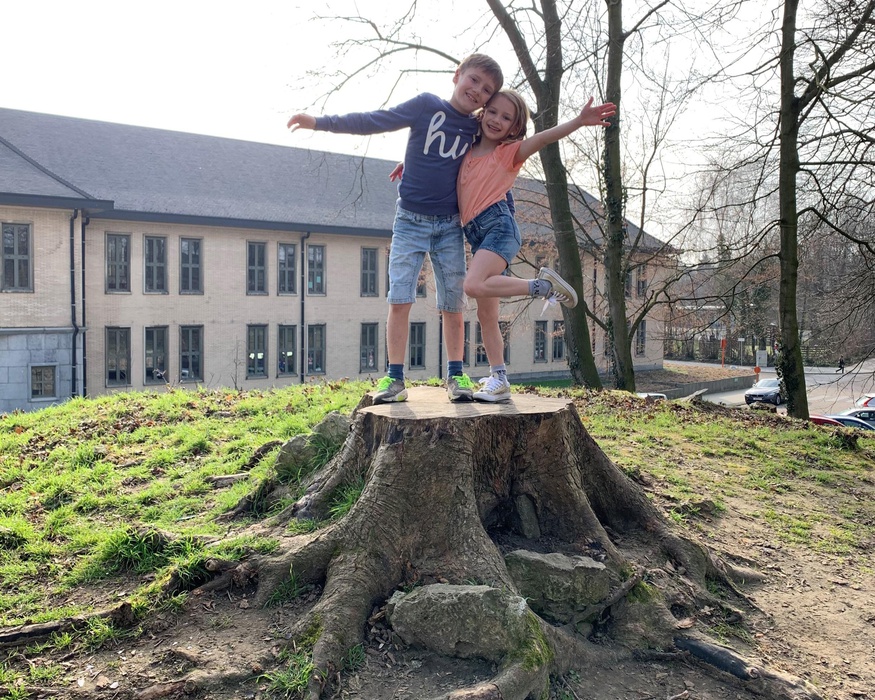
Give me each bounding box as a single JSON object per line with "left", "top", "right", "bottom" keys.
{"left": 1, "top": 108, "right": 666, "bottom": 413}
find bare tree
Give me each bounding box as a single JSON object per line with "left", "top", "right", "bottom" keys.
{"left": 485, "top": 0, "right": 606, "bottom": 387}
{"left": 692, "top": 0, "right": 875, "bottom": 417}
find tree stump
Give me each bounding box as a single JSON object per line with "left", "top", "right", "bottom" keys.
{"left": 242, "top": 387, "right": 821, "bottom": 700}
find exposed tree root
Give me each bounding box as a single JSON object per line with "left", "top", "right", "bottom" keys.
{"left": 675, "top": 636, "right": 823, "bottom": 699}
{"left": 0, "top": 602, "right": 135, "bottom": 649}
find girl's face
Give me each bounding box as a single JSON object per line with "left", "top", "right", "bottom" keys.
{"left": 479, "top": 94, "right": 519, "bottom": 142}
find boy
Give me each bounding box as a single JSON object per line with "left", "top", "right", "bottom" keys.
{"left": 287, "top": 54, "right": 503, "bottom": 403}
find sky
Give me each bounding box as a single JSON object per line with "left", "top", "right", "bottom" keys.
{"left": 4, "top": 1, "right": 517, "bottom": 163}
{"left": 5, "top": 0, "right": 777, "bottom": 246}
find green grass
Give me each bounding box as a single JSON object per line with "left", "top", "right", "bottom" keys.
{"left": 0, "top": 382, "right": 368, "bottom": 628}
{"left": 1, "top": 378, "right": 874, "bottom": 694}
{"left": 262, "top": 652, "right": 317, "bottom": 698}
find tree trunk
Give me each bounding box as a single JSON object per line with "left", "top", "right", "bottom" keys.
{"left": 486, "top": 0, "right": 604, "bottom": 389}
{"left": 603, "top": 0, "right": 637, "bottom": 392}
{"left": 776, "top": 0, "right": 810, "bottom": 419}
{"left": 539, "top": 144, "right": 604, "bottom": 389}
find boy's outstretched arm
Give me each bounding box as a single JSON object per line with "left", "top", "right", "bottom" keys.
{"left": 287, "top": 114, "right": 317, "bottom": 132}
{"left": 515, "top": 97, "right": 617, "bottom": 163}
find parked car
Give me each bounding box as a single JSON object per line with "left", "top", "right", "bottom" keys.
{"left": 826, "top": 414, "right": 875, "bottom": 430}
{"left": 836, "top": 408, "right": 875, "bottom": 426}
{"left": 809, "top": 415, "right": 844, "bottom": 427}
{"left": 854, "top": 393, "right": 875, "bottom": 408}
{"left": 744, "top": 378, "right": 784, "bottom": 405}
{"left": 825, "top": 415, "right": 875, "bottom": 431}
{"left": 636, "top": 392, "right": 668, "bottom": 401}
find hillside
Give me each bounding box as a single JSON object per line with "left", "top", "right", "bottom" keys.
{"left": 0, "top": 381, "right": 872, "bottom": 700}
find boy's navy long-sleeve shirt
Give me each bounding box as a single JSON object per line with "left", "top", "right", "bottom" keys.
{"left": 314, "top": 93, "right": 478, "bottom": 217}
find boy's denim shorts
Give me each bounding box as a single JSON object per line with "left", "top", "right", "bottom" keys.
{"left": 388, "top": 204, "right": 467, "bottom": 313}
{"left": 462, "top": 199, "right": 522, "bottom": 270}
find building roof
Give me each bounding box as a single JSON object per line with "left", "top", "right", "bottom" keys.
{"left": 0, "top": 108, "right": 399, "bottom": 236}
{"left": 0, "top": 107, "right": 666, "bottom": 251}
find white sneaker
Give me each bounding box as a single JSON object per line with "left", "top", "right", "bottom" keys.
{"left": 537, "top": 267, "right": 578, "bottom": 308}
{"left": 473, "top": 373, "right": 511, "bottom": 402}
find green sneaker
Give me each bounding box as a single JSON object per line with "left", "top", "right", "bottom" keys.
{"left": 373, "top": 376, "right": 407, "bottom": 404}
{"left": 447, "top": 373, "right": 475, "bottom": 402}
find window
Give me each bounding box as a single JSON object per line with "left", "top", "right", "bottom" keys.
{"left": 409, "top": 322, "right": 426, "bottom": 368}
{"left": 278, "top": 325, "right": 297, "bottom": 375}
{"left": 636, "top": 264, "right": 648, "bottom": 297}
{"left": 247, "top": 325, "right": 267, "bottom": 377}
{"left": 361, "top": 248, "right": 378, "bottom": 296}
{"left": 475, "top": 324, "right": 488, "bottom": 366}
{"left": 144, "top": 236, "right": 167, "bottom": 293}
{"left": 145, "top": 327, "right": 168, "bottom": 383}
{"left": 624, "top": 270, "right": 632, "bottom": 298}
{"left": 534, "top": 321, "right": 548, "bottom": 362}
{"left": 552, "top": 321, "right": 566, "bottom": 361}
{"left": 2, "top": 223, "right": 32, "bottom": 291}
{"left": 278, "top": 243, "right": 297, "bottom": 295}
{"left": 499, "top": 321, "right": 511, "bottom": 364}
{"left": 307, "top": 324, "right": 326, "bottom": 374}
{"left": 106, "top": 233, "right": 130, "bottom": 292}
{"left": 30, "top": 365, "right": 56, "bottom": 399}
{"left": 180, "top": 238, "right": 203, "bottom": 293}
{"left": 635, "top": 320, "right": 647, "bottom": 357}
{"left": 308, "top": 245, "right": 325, "bottom": 294}
{"left": 106, "top": 327, "right": 130, "bottom": 386}
{"left": 360, "top": 323, "right": 378, "bottom": 371}
{"left": 247, "top": 242, "right": 267, "bottom": 294}
{"left": 180, "top": 326, "right": 203, "bottom": 381}
{"left": 463, "top": 321, "right": 471, "bottom": 366}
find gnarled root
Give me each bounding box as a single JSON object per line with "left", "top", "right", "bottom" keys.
{"left": 675, "top": 636, "right": 823, "bottom": 700}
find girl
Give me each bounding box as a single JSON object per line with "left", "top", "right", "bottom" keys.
{"left": 459, "top": 89, "right": 616, "bottom": 401}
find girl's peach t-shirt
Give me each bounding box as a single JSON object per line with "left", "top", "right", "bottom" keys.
{"left": 457, "top": 140, "right": 524, "bottom": 225}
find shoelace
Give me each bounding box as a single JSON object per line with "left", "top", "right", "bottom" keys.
{"left": 377, "top": 376, "right": 396, "bottom": 390}
{"left": 541, "top": 294, "right": 560, "bottom": 316}
{"left": 481, "top": 375, "right": 507, "bottom": 393}
{"left": 452, "top": 374, "right": 475, "bottom": 389}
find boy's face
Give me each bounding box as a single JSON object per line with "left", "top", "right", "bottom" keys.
{"left": 450, "top": 67, "right": 498, "bottom": 115}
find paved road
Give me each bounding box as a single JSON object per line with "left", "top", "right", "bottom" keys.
{"left": 696, "top": 360, "right": 875, "bottom": 416}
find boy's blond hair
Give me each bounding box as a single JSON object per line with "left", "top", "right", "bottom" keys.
{"left": 487, "top": 89, "right": 530, "bottom": 143}
{"left": 458, "top": 54, "right": 504, "bottom": 93}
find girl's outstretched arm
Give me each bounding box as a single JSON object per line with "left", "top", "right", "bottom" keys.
{"left": 515, "top": 97, "right": 616, "bottom": 163}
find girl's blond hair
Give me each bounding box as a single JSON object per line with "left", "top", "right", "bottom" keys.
{"left": 484, "top": 89, "right": 530, "bottom": 143}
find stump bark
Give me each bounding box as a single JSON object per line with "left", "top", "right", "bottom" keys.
{"left": 241, "top": 387, "right": 821, "bottom": 700}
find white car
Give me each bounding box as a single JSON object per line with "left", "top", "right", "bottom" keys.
{"left": 836, "top": 408, "right": 875, "bottom": 426}
{"left": 826, "top": 415, "right": 875, "bottom": 431}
